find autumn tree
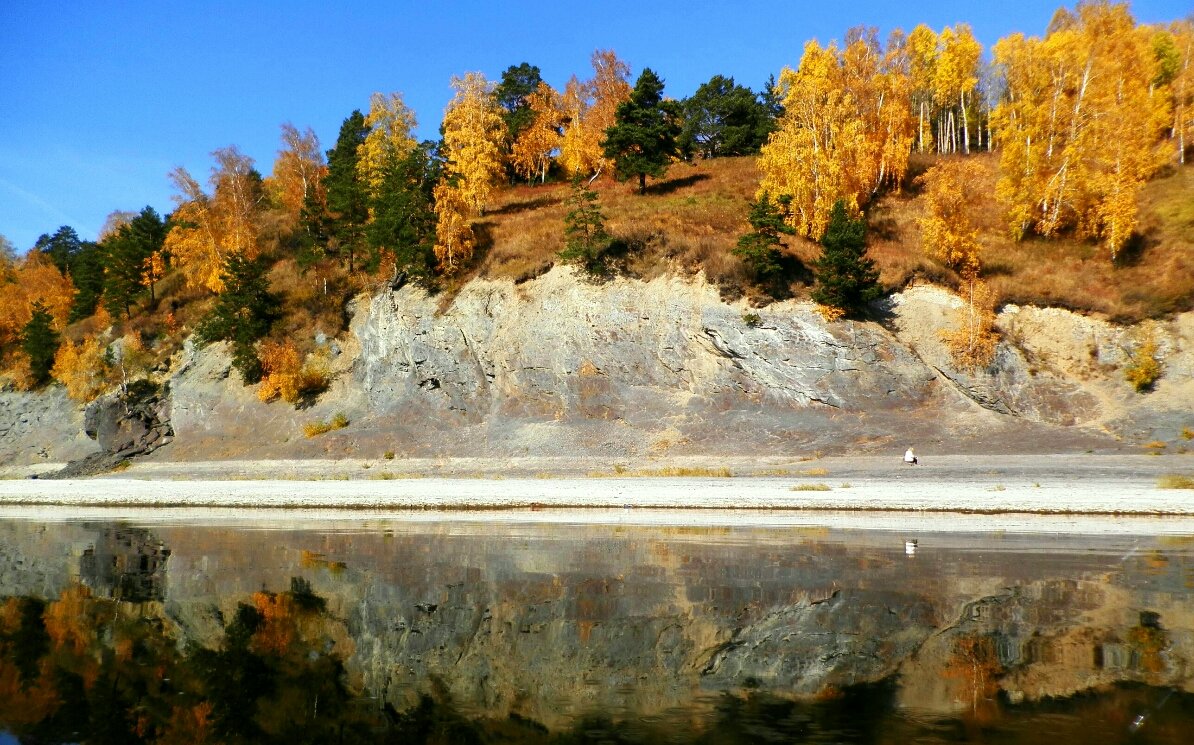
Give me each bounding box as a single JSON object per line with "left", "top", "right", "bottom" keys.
{"left": 52, "top": 336, "right": 111, "bottom": 401}
{"left": 679, "top": 75, "right": 772, "bottom": 158}
{"left": 934, "top": 24, "right": 983, "bottom": 154}
{"left": 560, "top": 50, "right": 632, "bottom": 179}
{"left": 357, "top": 92, "right": 418, "bottom": 199}
{"left": 991, "top": 2, "right": 1171, "bottom": 258}
{"left": 0, "top": 252, "right": 75, "bottom": 357}
{"left": 21, "top": 302, "right": 59, "bottom": 387}
{"left": 511, "top": 81, "right": 564, "bottom": 184}
{"left": 440, "top": 72, "right": 507, "bottom": 215}
{"left": 33, "top": 226, "right": 104, "bottom": 322}
{"left": 811, "top": 201, "right": 882, "bottom": 317}
{"left": 917, "top": 160, "right": 985, "bottom": 275}
{"left": 431, "top": 181, "right": 476, "bottom": 274}
{"left": 758, "top": 33, "right": 914, "bottom": 239}
{"left": 101, "top": 206, "right": 166, "bottom": 317}
{"left": 942, "top": 277, "right": 999, "bottom": 371}
{"left": 321, "top": 110, "right": 370, "bottom": 271}
{"left": 165, "top": 146, "right": 265, "bottom": 292}
{"left": 603, "top": 68, "right": 681, "bottom": 193}
{"left": 268, "top": 123, "right": 326, "bottom": 233}
{"left": 1159, "top": 20, "right": 1193, "bottom": 163}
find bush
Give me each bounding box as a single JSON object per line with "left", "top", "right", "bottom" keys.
{"left": 303, "top": 412, "right": 349, "bottom": 438}
{"left": 1125, "top": 327, "right": 1162, "bottom": 393}
{"left": 52, "top": 336, "right": 111, "bottom": 401}
{"left": 258, "top": 339, "right": 330, "bottom": 404}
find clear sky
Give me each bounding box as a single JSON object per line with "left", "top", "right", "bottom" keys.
{"left": 1, "top": 1, "right": 1188, "bottom": 251}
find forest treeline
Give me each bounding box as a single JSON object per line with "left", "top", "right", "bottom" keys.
{"left": 0, "top": 1, "right": 1190, "bottom": 403}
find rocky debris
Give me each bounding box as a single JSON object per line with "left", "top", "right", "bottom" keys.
{"left": 48, "top": 382, "right": 173, "bottom": 478}
{"left": 0, "top": 385, "right": 98, "bottom": 474}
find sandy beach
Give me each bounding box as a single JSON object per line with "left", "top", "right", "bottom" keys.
{"left": 1, "top": 454, "right": 1191, "bottom": 520}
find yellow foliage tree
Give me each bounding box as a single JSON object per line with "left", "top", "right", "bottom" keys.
{"left": 440, "top": 72, "right": 507, "bottom": 215}
{"left": 356, "top": 92, "right": 418, "bottom": 198}
{"left": 267, "top": 123, "right": 326, "bottom": 230}
{"left": 51, "top": 336, "right": 111, "bottom": 401}
{"left": 934, "top": 24, "right": 983, "bottom": 154}
{"left": 758, "top": 34, "right": 912, "bottom": 239}
{"left": 942, "top": 277, "right": 999, "bottom": 371}
{"left": 432, "top": 181, "right": 476, "bottom": 273}
{"left": 906, "top": 24, "right": 940, "bottom": 152}
{"left": 991, "top": 2, "right": 1171, "bottom": 258}
{"left": 0, "top": 252, "right": 76, "bottom": 373}
{"left": 511, "top": 81, "right": 564, "bottom": 183}
{"left": 1166, "top": 21, "right": 1193, "bottom": 164}
{"left": 163, "top": 146, "right": 264, "bottom": 292}
{"left": 559, "top": 50, "right": 632, "bottom": 179}
{"left": 917, "top": 159, "right": 985, "bottom": 275}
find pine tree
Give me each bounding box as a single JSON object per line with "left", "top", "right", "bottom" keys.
{"left": 323, "top": 111, "right": 370, "bottom": 271}
{"left": 558, "top": 176, "right": 611, "bottom": 275}
{"left": 811, "top": 201, "right": 882, "bottom": 317}
{"left": 603, "top": 68, "right": 680, "bottom": 193}
{"left": 196, "top": 255, "right": 281, "bottom": 383}
{"left": 102, "top": 206, "right": 166, "bottom": 318}
{"left": 366, "top": 142, "right": 439, "bottom": 279}
{"left": 733, "top": 192, "right": 794, "bottom": 288}
{"left": 21, "top": 301, "right": 60, "bottom": 387}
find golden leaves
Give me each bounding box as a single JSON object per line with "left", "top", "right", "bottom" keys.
{"left": 941, "top": 277, "right": 999, "bottom": 372}
{"left": 559, "top": 50, "right": 632, "bottom": 179}
{"left": 51, "top": 335, "right": 110, "bottom": 401}
{"left": 917, "top": 159, "right": 985, "bottom": 275}
{"left": 992, "top": 2, "right": 1170, "bottom": 258}
{"left": 432, "top": 181, "right": 476, "bottom": 274}
{"left": 357, "top": 92, "right": 418, "bottom": 198}
{"left": 758, "top": 36, "right": 913, "bottom": 239}
{"left": 268, "top": 123, "right": 326, "bottom": 230}
{"left": 511, "top": 81, "right": 564, "bottom": 183}
{"left": 164, "top": 146, "right": 264, "bottom": 293}
{"left": 440, "top": 72, "right": 506, "bottom": 215}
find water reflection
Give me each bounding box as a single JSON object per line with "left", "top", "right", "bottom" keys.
{"left": 0, "top": 517, "right": 1192, "bottom": 743}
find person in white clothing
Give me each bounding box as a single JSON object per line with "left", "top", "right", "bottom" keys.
{"left": 904, "top": 447, "right": 918, "bottom": 465}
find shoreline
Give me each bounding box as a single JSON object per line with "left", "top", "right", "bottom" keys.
{"left": 0, "top": 453, "right": 1191, "bottom": 517}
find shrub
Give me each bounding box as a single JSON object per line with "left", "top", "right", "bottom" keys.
{"left": 258, "top": 339, "right": 330, "bottom": 404}
{"left": 742, "top": 312, "right": 762, "bottom": 327}
{"left": 303, "top": 412, "right": 349, "bottom": 438}
{"left": 1158, "top": 474, "right": 1194, "bottom": 489}
{"left": 1125, "top": 327, "right": 1162, "bottom": 393}
{"left": 790, "top": 483, "right": 831, "bottom": 491}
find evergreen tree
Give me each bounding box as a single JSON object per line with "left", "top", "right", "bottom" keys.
{"left": 34, "top": 226, "right": 82, "bottom": 274}
{"left": 322, "top": 110, "right": 369, "bottom": 272}
{"left": 67, "top": 241, "right": 104, "bottom": 322}
{"left": 196, "top": 255, "right": 281, "bottom": 383}
{"left": 102, "top": 206, "right": 166, "bottom": 318}
{"left": 558, "top": 176, "right": 611, "bottom": 275}
{"left": 734, "top": 192, "right": 794, "bottom": 288}
{"left": 494, "top": 62, "right": 543, "bottom": 142}
{"left": 679, "top": 75, "right": 772, "bottom": 159}
{"left": 602, "top": 68, "right": 681, "bottom": 194}
{"left": 365, "top": 142, "right": 440, "bottom": 278}
{"left": 21, "top": 301, "right": 59, "bottom": 387}
{"left": 811, "top": 201, "right": 882, "bottom": 317}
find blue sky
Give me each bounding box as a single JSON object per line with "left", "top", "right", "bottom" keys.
{"left": 1, "top": 1, "right": 1188, "bottom": 251}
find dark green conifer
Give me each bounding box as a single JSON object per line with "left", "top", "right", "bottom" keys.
{"left": 811, "top": 201, "right": 882, "bottom": 317}
{"left": 558, "top": 176, "right": 611, "bottom": 275}
{"left": 21, "top": 301, "right": 59, "bottom": 387}
{"left": 603, "top": 69, "right": 681, "bottom": 194}
{"left": 322, "top": 111, "right": 369, "bottom": 272}
{"left": 196, "top": 255, "right": 280, "bottom": 383}
{"left": 734, "top": 192, "right": 794, "bottom": 287}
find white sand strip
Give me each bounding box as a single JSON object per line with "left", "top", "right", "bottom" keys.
{"left": 0, "top": 475, "right": 1191, "bottom": 515}
{"left": 2, "top": 503, "right": 1193, "bottom": 538}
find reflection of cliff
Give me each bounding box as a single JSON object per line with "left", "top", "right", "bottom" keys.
{"left": 1, "top": 519, "right": 1193, "bottom": 732}
{"left": 79, "top": 526, "right": 170, "bottom": 602}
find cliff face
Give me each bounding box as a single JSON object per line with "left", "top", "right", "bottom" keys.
{"left": 2, "top": 270, "right": 1191, "bottom": 469}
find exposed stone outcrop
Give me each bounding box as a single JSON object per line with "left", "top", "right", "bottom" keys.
{"left": 2, "top": 271, "right": 1191, "bottom": 469}
{"left": 48, "top": 383, "right": 173, "bottom": 478}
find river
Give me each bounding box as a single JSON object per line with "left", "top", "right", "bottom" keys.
{"left": 0, "top": 510, "right": 1191, "bottom": 743}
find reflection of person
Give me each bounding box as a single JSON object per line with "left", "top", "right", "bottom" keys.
{"left": 904, "top": 447, "right": 918, "bottom": 465}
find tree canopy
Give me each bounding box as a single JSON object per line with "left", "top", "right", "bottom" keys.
{"left": 602, "top": 68, "right": 681, "bottom": 193}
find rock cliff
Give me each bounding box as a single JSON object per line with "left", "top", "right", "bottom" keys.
{"left": 1, "top": 270, "right": 1190, "bottom": 471}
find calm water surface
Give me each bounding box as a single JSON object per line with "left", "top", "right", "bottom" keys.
{"left": 1, "top": 512, "right": 1192, "bottom": 743}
